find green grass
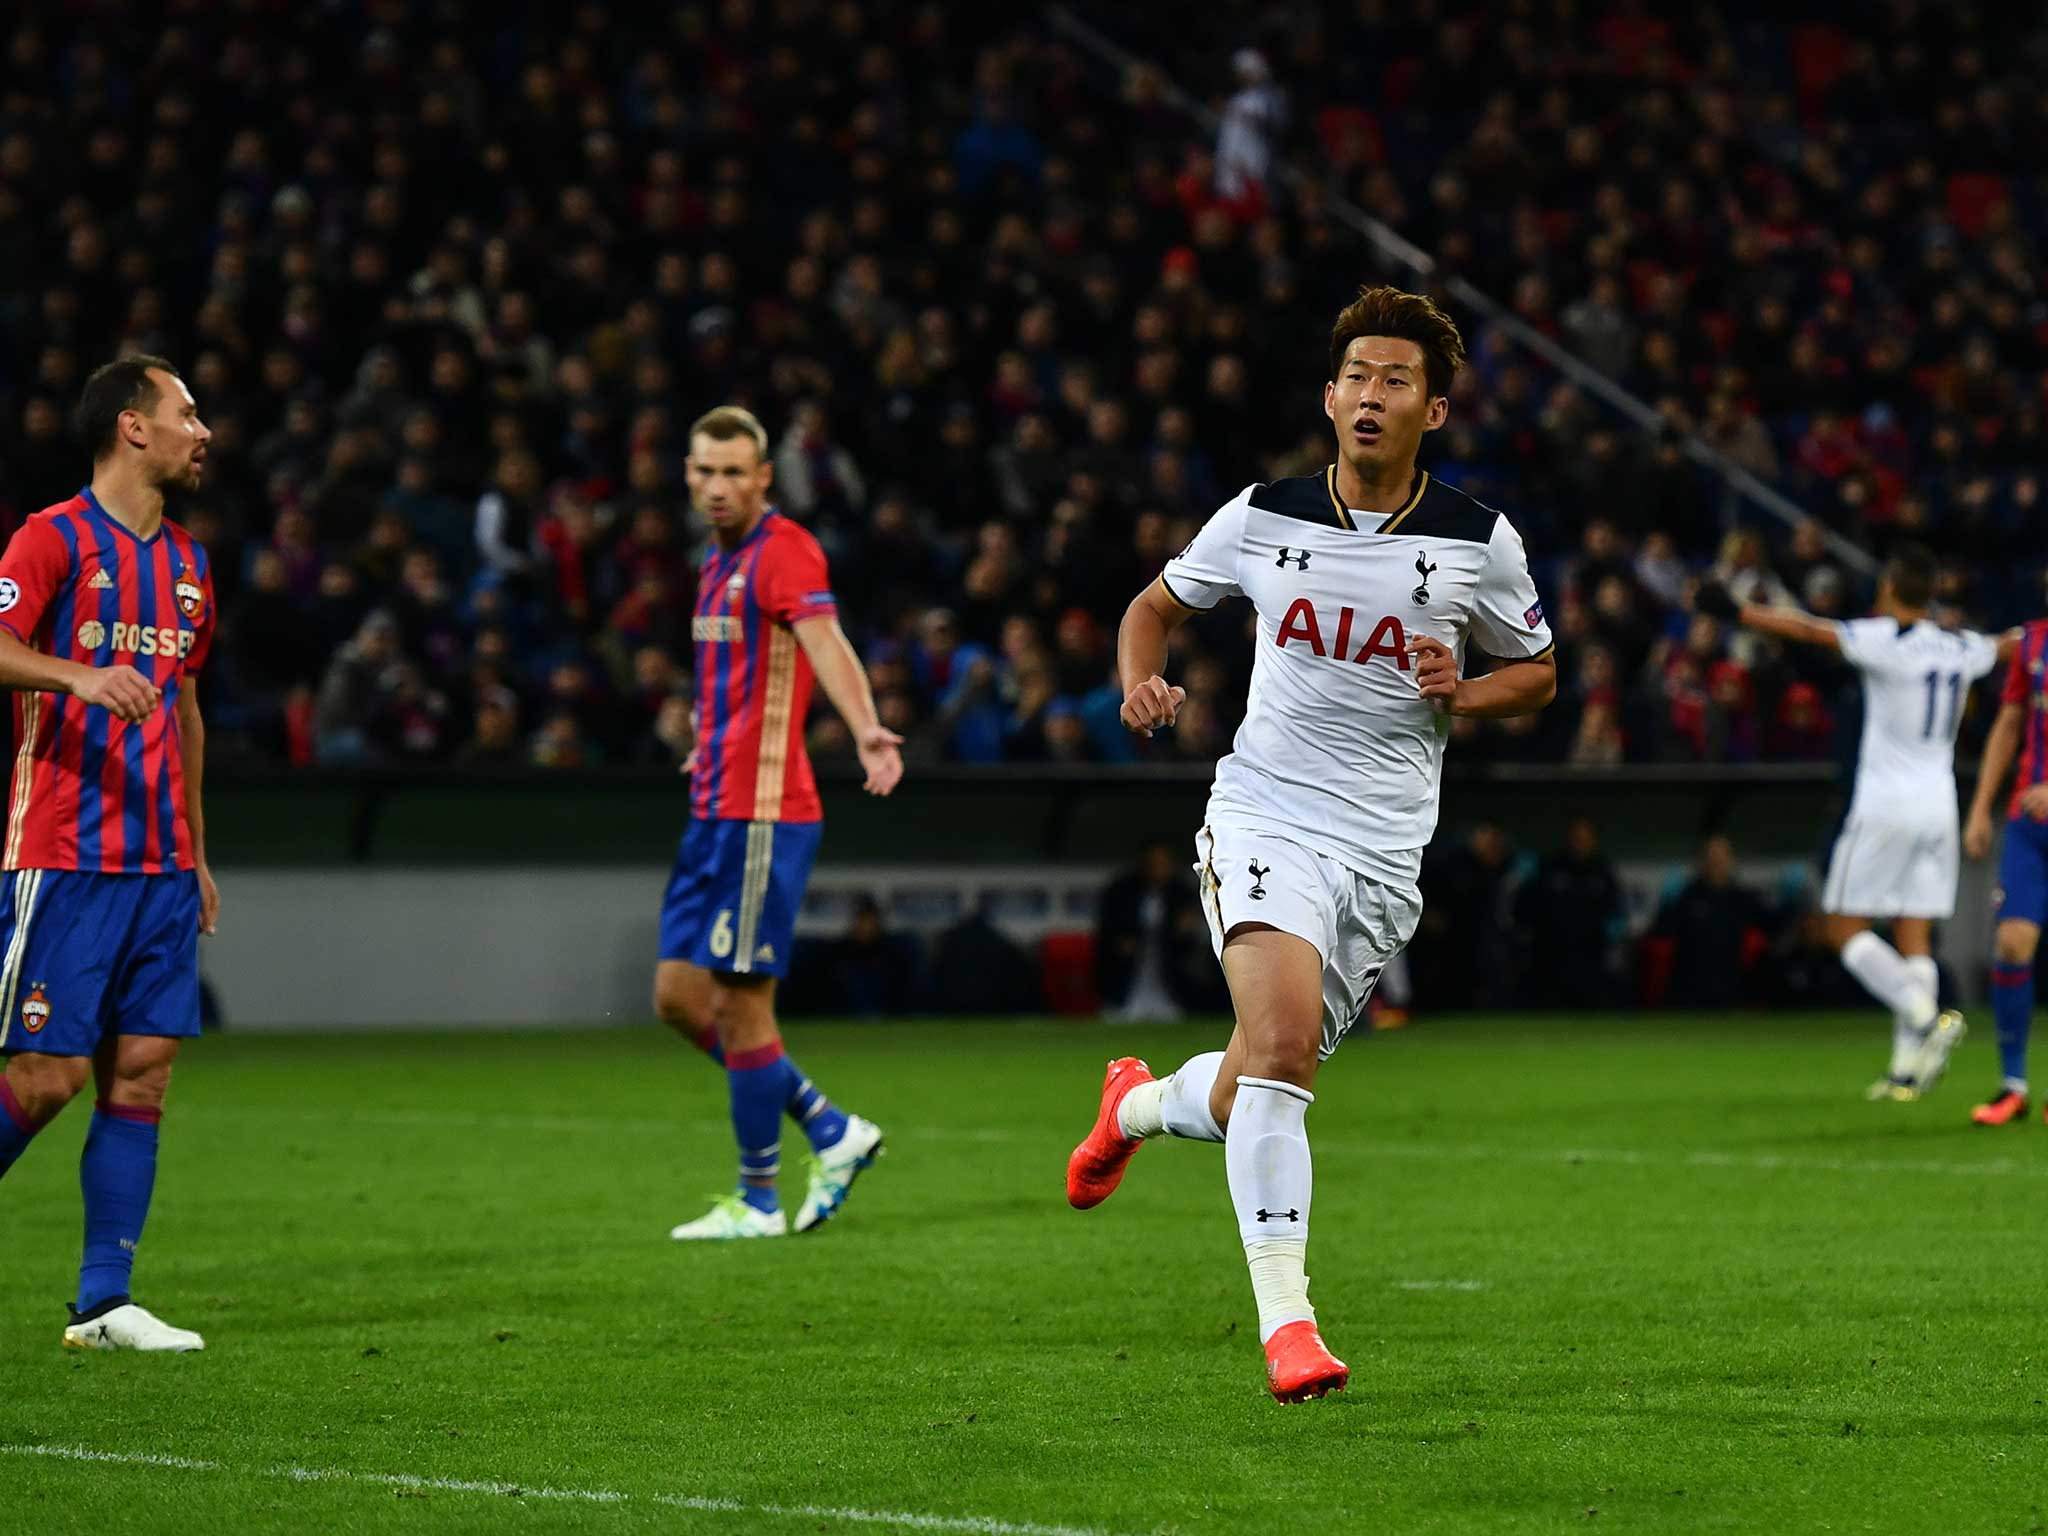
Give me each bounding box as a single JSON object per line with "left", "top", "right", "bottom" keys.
{"left": 1, "top": 1015, "right": 2044, "bottom": 1535}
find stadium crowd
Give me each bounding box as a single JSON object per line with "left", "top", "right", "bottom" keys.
{"left": 1, "top": 1, "right": 2043, "bottom": 772}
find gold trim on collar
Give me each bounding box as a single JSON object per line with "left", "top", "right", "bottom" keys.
{"left": 1322, "top": 466, "right": 1355, "bottom": 531}
{"left": 1374, "top": 471, "right": 1431, "bottom": 535}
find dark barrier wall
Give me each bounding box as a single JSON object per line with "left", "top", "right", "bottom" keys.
{"left": 210, "top": 763, "right": 1864, "bottom": 869}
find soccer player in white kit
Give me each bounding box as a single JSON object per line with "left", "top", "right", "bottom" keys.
{"left": 1698, "top": 546, "right": 2016, "bottom": 1098}
{"left": 1065, "top": 287, "right": 1557, "bottom": 1402}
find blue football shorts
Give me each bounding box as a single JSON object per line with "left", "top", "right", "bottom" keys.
{"left": 659, "top": 817, "right": 822, "bottom": 978}
{"left": 1996, "top": 815, "right": 2048, "bottom": 929}
{"left": 0, "top": 869, "right": 201, "bottom": 1055}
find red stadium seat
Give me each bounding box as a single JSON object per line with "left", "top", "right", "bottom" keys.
{"left": 1039, "top": 932, "right": 1099, "bottom": 1017}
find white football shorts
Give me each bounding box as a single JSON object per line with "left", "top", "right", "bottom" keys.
{"left": 1194, "top": 821, "right": 1423, "bottom": 1059}
{"left": 1820, "top": 813, "right": 1960, "bottom": 919}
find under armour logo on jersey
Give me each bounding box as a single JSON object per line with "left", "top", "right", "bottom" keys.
{"left": 1411, "top": 553, "right": 1436, "bottom": 606}
{"left": 1255, "top": 1208, "right": 1300, "bottom": 1223}
{"left": 1274, "top": 548, "right": 1311, "bottom": 570}
{"left": 1247, "top": 861, "right": 1270, "bottom": 900}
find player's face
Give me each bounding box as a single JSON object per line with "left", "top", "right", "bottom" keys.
{"left": 1323, "top": 336, "right": 1446, "bottom": 477}
{"left": 138, "top": 370, "right": 210, "bottom": 492}
{"left": 685, "top": 434, "right": 772, "bottom": 535}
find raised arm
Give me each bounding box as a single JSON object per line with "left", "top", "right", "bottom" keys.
{"left": 1117, "top": 578, "right": 1196, "bottom": 738}
{"left": 1696, "top": 582, "right": 1840, "bottom": 652}
{"left": 792, "top": 614, "right": 903, "bottom": 796}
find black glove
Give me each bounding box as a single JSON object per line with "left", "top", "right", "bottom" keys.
{"left": 1693, "top": 580, "right": 1740, "bottom": 621}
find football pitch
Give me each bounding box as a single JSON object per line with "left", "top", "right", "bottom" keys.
{"left": 2, "top": 1015, "right": 2041, "bottom": 1535}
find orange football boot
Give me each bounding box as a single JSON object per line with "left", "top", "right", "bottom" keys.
{"left": 1265, "top": 1320, "right": 1349, "bottom": 1403}
{"left": 1065, "top": 1057, "right": 1154, "bottom": 1209}
{"left": 1972, "top": 1089, "right": 2029, "bottom": 1126}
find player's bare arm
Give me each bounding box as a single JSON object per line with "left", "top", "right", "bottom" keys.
{"left": 0, "top": 629, "right": 158, "bottom": 722}
{"left": 1696, "top": 582, "right": 1842, "bottom": 652}
{"left": 1116, "top": 578, "right": 1193, "bottom": 737}
{"left": 176, "top": 685, "right": 219, "bottom": 935}
{"left": 1408, "top": 638, "right": 1556, "bottom": 717}
{"left": 1967, "top": 700, "right": 2026, "bottom": 858}
{"left": 792, "top": 614, "right": 903, "bottom": 796}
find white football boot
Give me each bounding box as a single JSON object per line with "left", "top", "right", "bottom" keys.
{"left": 63, "top": 1303, "right": 205, "bottom": 1353}
{"left": 1910, "top": 1010, "right": 1968, "bottom": 1095}
{"left": 793, "top": 1115, "right": 886, "bottom": 1233}
{"left": 669, "top": 1194, "right": 787, "bottom": 1241}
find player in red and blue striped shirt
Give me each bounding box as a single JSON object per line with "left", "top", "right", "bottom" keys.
{"left": 657, "top": 406, "right": 905, "bottom": 1242}
{"left": 0, "top": 356, "right": 218, "bottom": 1352}
{"left": 1964, "top": 616, "right": 2048, "bottom": 1125}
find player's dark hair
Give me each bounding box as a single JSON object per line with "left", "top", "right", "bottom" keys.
{"left": 1883, "top": 542, "right": 1937, "bottom": 609}
{"left": 1328, "top": 286, "right": 1466, "bottom": 398}
{"left": 689, "top": 404, "right": 769, "bottom": 462}
{"left": 75, "top": 354, "right": 181, "bottom": 462}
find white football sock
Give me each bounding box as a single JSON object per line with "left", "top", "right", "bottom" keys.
{"left": 1227, "top": 1076, "right": 1315, "bottom": 1343}
{"left": 1895, "top": 954, "right": 1943, "bottom": 1075}
{"left": 1117, "top": 1051, "right": 1225, "bottom": 1142}
{"left": 1841, "top": 932, "right": 1937, "bottom": 1071}
{"left": 1244, "top": 1239, "right": 1313, "bottom": 1344}
{"left": 1903, "top": 954, "right": 1939, "bottom": 1009}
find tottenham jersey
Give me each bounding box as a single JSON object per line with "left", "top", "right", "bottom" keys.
{"left": 1836, "top": 617, "right": 2000, "bottom": 825}
{"left": 1162, "top": 467, "right": 1553, "bottom": 885}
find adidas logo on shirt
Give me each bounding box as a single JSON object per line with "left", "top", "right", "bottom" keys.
{"left": 87, "top": 569, "right": 114, "bottom": 590}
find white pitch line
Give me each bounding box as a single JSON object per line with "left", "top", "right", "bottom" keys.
{"left": 1, "top": 1443, "right": 1127, "bottom": 1536}
{"left": 190, "top": 1105, "right": 2048, "bottom": 1180}
{"left": 1391, "top": 1279, "right": 1486, "bottom": 1292}
{"left": 654, "top": 1493, "right": 1113, "bottom": 1535}
{"left": 1343, "top": 1138, "right": 2048, "bottom": 1181}
{"left": 3, "top": 1444, "right": 220, "bottom": 1472}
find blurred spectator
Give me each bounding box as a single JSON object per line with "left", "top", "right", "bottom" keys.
{"left": 312, "top": 610, "right": 403, "bottom": 764}
{"left": 1095, "top": 843, "right": 1204, "bottom": 1021}
{"left": 475, "top": 450, "right": 543, "bottom": 584}
{"left": 822, "top": 896, "right": 921, "bottom": 1019}
{"left": 1413, "top": 822, "right": 1516, "bottom": 1010}
{"left": 773, "top": 401, "right": 867, "bottom": 526}
{"left": 1515, "top": 819, "right": 1626, "bottom": 1010}
{"left": 1652, "top": 836, "right": 1772, "bottom": 1010}
{"left": 457, "top": 687, "right": 524, "bottom": 769}
{"left": 1214, "top": 49, "right": 1283, "bottom": 207}
{"left": 927, "top": 900, "right": 1042, "bottom": 1014}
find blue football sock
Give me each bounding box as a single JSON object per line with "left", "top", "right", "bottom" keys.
{"left": 727, "top": 1044, "right": 787, "bottom": 1214}
{"left": 76, "top": 1102, "right": 161, "bottom": 1315}
{"left": 1992, "top": 963, "right": 2034, "bottom": 1090}
{"left": 0, "top": 1077, "right": 38, "bottom": 1180}
{"left": 786, "top": 1064, "right": 850, "bottom": 1152}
